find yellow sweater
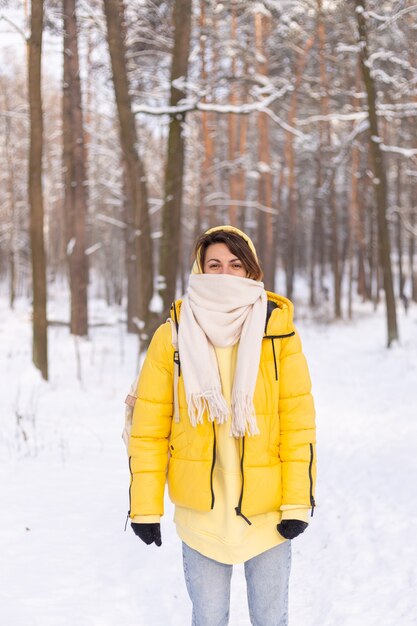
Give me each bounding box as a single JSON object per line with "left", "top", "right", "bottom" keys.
{"left": 173, "top": 344, "right": 309, "bottom": 564}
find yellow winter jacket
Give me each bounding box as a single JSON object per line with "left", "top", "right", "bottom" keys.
{"left": 128, "top": 291, "right": 316, "bottom": 522}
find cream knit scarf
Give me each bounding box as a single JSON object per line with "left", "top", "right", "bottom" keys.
{"left": 178, "top": 274, "right": 267, "bottom": 437}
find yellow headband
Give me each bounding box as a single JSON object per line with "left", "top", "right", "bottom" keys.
{"left": 192, "top": 225, "right": 258, "bottom": 274}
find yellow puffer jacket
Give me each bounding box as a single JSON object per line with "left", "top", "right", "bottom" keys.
{"left": 128, "top": 291, "right": 316, "bottom": 521}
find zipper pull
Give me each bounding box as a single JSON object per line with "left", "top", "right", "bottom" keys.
{"left": 235, "top": 506, "right": 252, "bottom": 525}
{"left": 124, "top": 511, "right": 130, "bottom": 531}
{"left": 310, "top": 497, "right": 316, "bottom": 517}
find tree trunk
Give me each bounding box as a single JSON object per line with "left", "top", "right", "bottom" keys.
{"left": 237, "top": 98, "right": 248, "bottom": 231}
{"left": 255, "top": 11, "right": 275, "bottom": 291}
{"left": 284, "top": 36, "right": 315, "bottom": 300}
{"left": 2, "top": 83, "right": 18, "bottom": 309}
{"left": 103, "top": 0, "right": 153, "bottom": 334}
{"left": 197, "top": 0, "right": 209, "bottom": 235}
{"left": 317, "top": 0, "right": 341, "bottom": 317}
{"left": 350, "top": 61, "right": 368, "bottom": 301}
{"left": 159, "top": 0, "right": 192, "bottom": 314}
{"left": 410, "top": 208, "right": 417, "bottom": 302}
{"left": 355, "top": 0, "right": 398, "bottom": 346}
{"left": 122, "top": 163, "right": 139, "bottom": 334}
{"left": 228, "top": 4, "right": 239, "bottom": 226}
{"left": 406, "top": 9, "right": 417, "bottom": 303}
{"left": 63, "top": 0, "right": 88, "bottom": 336}
{"left": 396, "top": 157, "right": 404, "bottom": 298}
{"left": 28, "top": 0, "right": 48, "bottom": 379}
{"left": 237, "top": 34, "right": 249, "bottom": 232}
{"left": 348, "top": 124, "right": 360, "bottom": 317}
{"left": 310, "top": 156, "right": 323, "bottom": 308}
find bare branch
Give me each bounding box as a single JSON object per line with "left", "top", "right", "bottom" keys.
{"left": 391, "top": 207, "right": 417, "bottom": 237}
{"left": 0, "top": 14, "right": 28, "bottom": 41}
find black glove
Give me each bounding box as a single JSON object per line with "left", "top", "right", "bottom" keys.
{"left": 131, "top": 522, "right": 162, "bottom": 546}
{"left": 277, "top": 519, "right": 308, "bottom": 540}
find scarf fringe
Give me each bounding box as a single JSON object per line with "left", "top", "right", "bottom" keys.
{"left": 230, "top": 390, "right": 260, "bottom": 437}
{"left": 187, "top": 390, "right": 230, "bottom": 427}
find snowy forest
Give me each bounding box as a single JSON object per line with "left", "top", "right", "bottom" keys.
{"left": 0, "top": 0, "right": 416, "bottom": 375}
{"left": 1, "top": 1, "right": 416, "bottom": 625}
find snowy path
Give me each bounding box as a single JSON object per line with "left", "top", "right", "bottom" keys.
{"left": 1, "top": 299, "right": 417, "bottom": 626}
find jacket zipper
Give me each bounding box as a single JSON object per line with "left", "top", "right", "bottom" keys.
{"left": 235, "top": 438, "right": 252, "bottom": 525}
{"left": 270, "top": 337, "right": 278, "bottom": 381}
{"left": 125, "top": 455, "right": 133, "bottom": 531}
{"left": 210, "top": 423, "right": 216, "bottom": 509}
{"left": 309, "top": 443, "right": 316, "bottom": 516}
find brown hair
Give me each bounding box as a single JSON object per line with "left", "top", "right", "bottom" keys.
{"left": 194, "top": 230, "right": 263, "bottom": 281}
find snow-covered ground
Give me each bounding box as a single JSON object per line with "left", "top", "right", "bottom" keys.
{"left": 1, "top": 294, "right": 416, "bottom": 626}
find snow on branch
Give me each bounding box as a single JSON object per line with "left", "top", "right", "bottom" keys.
{"left": 133, "top": 85, "right": 292, "bottom": 116}
{"left": 96, "top": 213, "right": 127, "bottom": 229}
{"left": 85, "top": 243, "right": 103, "bottom": 256}
{"left": 296, "top": 104, "right": 417, "bottom": 127}
{"left": 367, "top": 10, "right": 389, "bottom": 23}
{"left": 368, "top": 50, "right": 413, "bottom": 72}
{"left": 377, "top": 4, "right": 417, "bottom": 31}
{"left": 262, "top": 108, "right": 309, "bottom": 141}
{"left": 380, "top": 144, "right": 417, "bottom": 158}
{"left": 296, "top": 112, "right": 367, "bottom": 126}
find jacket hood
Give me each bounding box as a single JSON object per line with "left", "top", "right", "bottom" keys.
{"left": 191, "top": 225, "right": 259, "bottom": 274}
{"left": 264, "top": 290, "right": 294, "bottom": 335}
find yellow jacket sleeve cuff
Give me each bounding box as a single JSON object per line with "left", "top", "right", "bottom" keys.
{"left": 131, "top": 515, "right": 161, "bottom": 524}
{"left": 280, "top": 506, "right": 310, "bottom": 523}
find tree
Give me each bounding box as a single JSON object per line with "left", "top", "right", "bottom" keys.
{"left": 159, "top": 0, "right": 192, "bottom": 315}
{"left": 254, "top": 10, "right": 275, "bottom": 291}
{"left": 1, "top": 79, "right": 18, "bottom": 309}
{"left": 354, "top": 0, "right": 399, "bottom": 346}
{"left": 102, "top": 0, "right": 154, "bottom": 334}
{"left": 63, "top": 0, "right": 89, "bottom": 336}
{"left": 28, "top": 0, "right": 48, "bottom": 379}
{"left": 316, "top": 0, "right": 341, "bottom": 318}
{"left": 284, "top": 34, "right": 315, "bottom": 301}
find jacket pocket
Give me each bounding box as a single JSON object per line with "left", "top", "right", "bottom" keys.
{"left": 169, "top": 429, "right": 188, "bottom": 455}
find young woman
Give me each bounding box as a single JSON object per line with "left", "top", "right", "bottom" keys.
{"left": 127, "top": 225, "right": 316, "bottom": 626}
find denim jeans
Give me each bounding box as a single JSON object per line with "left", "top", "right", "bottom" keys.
{"left": 182, "top": 541, "right": 291, "bottom": 626}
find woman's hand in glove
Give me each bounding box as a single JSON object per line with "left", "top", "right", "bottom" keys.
{"left": 131, "top": 522, "right": 162, "bottom": 546}
{"left": 277, "top": 519, "right": 308, "bottom": 540}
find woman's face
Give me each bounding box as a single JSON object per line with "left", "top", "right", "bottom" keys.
{"left": 203, "top": 243, "right": 247, "bottom": 277}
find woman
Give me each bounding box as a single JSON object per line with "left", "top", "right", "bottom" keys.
{"left": 127, "top": 225, "right": 316, "bottom": 626}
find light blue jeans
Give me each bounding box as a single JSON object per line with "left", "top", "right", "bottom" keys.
{"left": 182, "top": 541, "right": 291, "bottom": 626}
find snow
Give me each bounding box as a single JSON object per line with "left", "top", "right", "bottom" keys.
{"left": 85, "top": 242, "right": 103, "bottom": 256}
{"left": 66, "top": 237, "right": 76, "bottom": 255}
{"left": 132, "top": 85, "right": 292, "bottom": 116}
{"left": 96, "top": 214, "right": 127, "bottom": 230}
{"left": 1, "top": 295, "right": 417, "bottom": 625}
{"left": 380, "top": 144, "right": 417, "bottom": 158}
